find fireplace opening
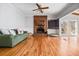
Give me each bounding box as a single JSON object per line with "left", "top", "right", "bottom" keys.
{"left": 37, "top": 24, "right": 44, "bottom": 33}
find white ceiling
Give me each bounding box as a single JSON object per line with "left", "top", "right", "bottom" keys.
{"left": 12, "top": 3, "right": 79, "bottom": 19}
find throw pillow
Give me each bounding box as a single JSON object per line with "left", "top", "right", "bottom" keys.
{"left": 9, "top": 29, "right": 16, "bottom": 35}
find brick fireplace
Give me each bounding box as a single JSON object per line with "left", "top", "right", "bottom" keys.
{"left": 34, "top": 16, "right": 47, "bottom": 34}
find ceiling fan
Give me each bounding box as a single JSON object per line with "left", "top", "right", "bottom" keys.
{"left": 33, "top": 3, "right": 49, "bottom": 13}
{"left": 72, "top": 12, "right": 79, "bottom": 15}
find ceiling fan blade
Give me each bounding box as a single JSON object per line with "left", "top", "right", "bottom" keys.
{"left": 39, "top": 9, "right": 43, "bottom": 13}
{"left": 36, "top": 3, "right": 41, "bottom": 8}
{"left": 72, "top": 12, "right": 79, "bottom": 15}
{"left": 40, "top": 7, "right": 49, "bottom": 9}
{"left": 33, "top": 8, "right": 43, "bottom": 13}
{"left": 33, "top": 9, "right": 39, "bottom": 11}
{"left": 33, "top": 3, "right": 49, "bottom": 13}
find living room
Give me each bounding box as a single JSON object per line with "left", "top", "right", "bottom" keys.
{"left": 0, "top": 3, "right": 79, "bottom": 56}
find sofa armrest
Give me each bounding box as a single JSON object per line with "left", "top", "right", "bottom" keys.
{"left": 0, "top": 35, "right": 12, "bottom": 47}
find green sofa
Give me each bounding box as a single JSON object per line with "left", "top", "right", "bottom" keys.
{"left": 0, "top": 33, "right": 28, "bottom": 47}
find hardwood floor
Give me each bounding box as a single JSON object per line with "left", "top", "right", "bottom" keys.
{"left": 0, "top": 35, "right": 79, "bottom": 56}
